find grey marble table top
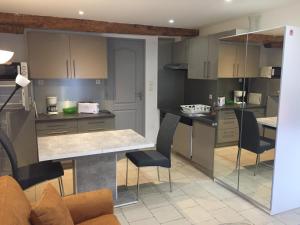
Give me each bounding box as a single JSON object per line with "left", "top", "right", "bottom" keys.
{"left": 38, "top": 129, "right": 154, "bottom": 162}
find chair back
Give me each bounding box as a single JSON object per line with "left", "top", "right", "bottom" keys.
{"left": 156, "top": 113, "right": 180, "bottom": 160}
{"left": 234, "top": 109, "right": 261, "bottom": 153}
{"left": 0, "top": 129, "right": 18, "bottom": 177}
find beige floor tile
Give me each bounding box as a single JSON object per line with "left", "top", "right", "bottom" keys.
{"left": 162, "top": 218, "right": 191, "bottom": 225}
{"left": 122, "top": 203, "right": 153, "bottom": 222}
{"left": 240, "top": 208, "right": 279, "bottom": 225}
{"left": 151, "top": 205, "right": 183, "bottom": 223}
{"left": 275, "top": 211, "right": 300, "bottom": 225}
{"left": 211, "top": 207, "right": 246, "bottom": 223}
{"left": 141, "top": 193, "right": 170, "bottom": 209}
{"left": 196, "top": 196, "right": 227, "bottom": 211}
{"left": 170, "top": 195, "right": 198, "bottom": 210}
{"left": 181, "top": 205, "right": 214, "bottom": 224}
{"left": 223, "top": 196, "right": 254, "bottom": 212}
{"left": 129, "top": 218, "right": 160, "bottom": 225}
{"left": 116, "top": 213, "right": 129, "bottom": 225}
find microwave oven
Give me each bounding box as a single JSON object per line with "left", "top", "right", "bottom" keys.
{"left": 0, "top": 62, "right": 30, "bottom": 110}
{"left": 0, "top": 62, "right": 28, "bottom": 80}
{"left": 260, "top": 66, "right": 281, "bottom": 78}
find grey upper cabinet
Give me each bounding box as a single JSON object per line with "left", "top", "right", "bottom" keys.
{"left": 188, "top": 37, "right": 208, "bottom": 79}
{"left": 27, "top": 31, "right": 108, "bottom": 79}
{"left": 27, "top": 32, "right": 70, "bottom": 79}
{"left": 172, "top": 40, "right": 189, "bottom": 64}
{"left": 69, "top": 35, "right": 107, "bottom": 79}
{"left": 218, "top": 42, "right": 260, "bottom": 78}
{"left": 187, "top": 36, "right": 218, "bottom": 80}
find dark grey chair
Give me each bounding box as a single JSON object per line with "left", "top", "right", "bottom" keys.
{"left": 234, "top": 109, "right": 275, "bottom": 175}
{"left": 0, "top": 129, "right": 65, "bottom": 195}
{"left": 125, "top": 113, "right": 180, "bottom": 199}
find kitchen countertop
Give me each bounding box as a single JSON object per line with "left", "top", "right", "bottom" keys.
{"left": 159, "top": 107, "right": 217, "bottom": 127}
{"left": 215, "top": 103, "right": 265, "bottom": 111}
{"left": 36, "top": 110, "right": 115, "bottom": 122}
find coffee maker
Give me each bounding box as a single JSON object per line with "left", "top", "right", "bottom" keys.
{"left": 46, "top": 96, "right": 58, "bottom": 115}
{"left": 234, "top": 90, "right": 246, "bottom": 104}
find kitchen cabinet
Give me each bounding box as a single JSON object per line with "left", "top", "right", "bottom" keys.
{"left": 172, "top": 122, "right": 192, "bottom": 158}
{"left": 218, "top": 42, "right": 260, "bottom": 78}
{"left": 192, "top": 121, "right": 215, "bottom": 178}
{"left": 36, "top": 117, "right": 115, "bottom": 137}
{"left": 69, "top": 35, "right": 107, "bottom": 79}
{"left": 216, "top": 107, "right": 265, "bottom": 146}
{"left": 27, "top": 31, "right": 107, "bottom": 79}
{"left": 187, "top": 36, "right": 218, "bottom": 80}
{"left": 172, "top": 40, "right": 189, "bottom": 64}
{"left": 27, "top": 32, "right": 70, "bottom": 79}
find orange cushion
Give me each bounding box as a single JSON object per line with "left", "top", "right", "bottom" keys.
{"left": 77, "top": 214, "right": 120, "bottom": 225}
{"left": 30, "top": 183, "right": 74, "bottom": 225}
{"left": 0, "top": 176, "right": 31, "bottom": 225}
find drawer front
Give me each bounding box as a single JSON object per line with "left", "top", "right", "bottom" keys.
{"left": 78, "top": 118, "right": 114, "bottom": 133}
{"left": 217, "top": 128, "right": 239, "bottom": 143}
{"left": 248, "top": 108, "right": 265, "bottom": 117}
{"left": 218, "top": 119, "right": 238, "bottom": 129}
{"left": 218, "top": 110, "right": 236, "bottom": 120}
{"left": 37, "top": 127, "right": 78, "bottom": 137}
{"left": 36, "top": 120, "right": 77, "bottom": 131}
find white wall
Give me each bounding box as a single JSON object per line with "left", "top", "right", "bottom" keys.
{"left": 200, "top": 1, "right": 300, "bottom": 36}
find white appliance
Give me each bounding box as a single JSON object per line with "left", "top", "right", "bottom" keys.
{"left": 217, "top": 97, "right": 226, "bottom": 107}
{"left": 260, "top": 66, "right": 281, "bottom": 78}
{"left": 0, "top": 62, "right": 30, "bottom": 110}
{"left": 234, "top": 90, "right": 246, "bottom": 104}
{"left": 78, "top": 102, "right": 100, "bottom": 114}
{"left": 46, "top": 96, "right": 58, "bottom": 115}
{"left": 248, "top": 93, "right": 262, "bottom": 105}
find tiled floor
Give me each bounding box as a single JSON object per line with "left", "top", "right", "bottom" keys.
{"left": 24, "top": 153, "right": 300, "bottom": 225}
{"left": 214, "top": 145, "right": 274, "bottom": 208}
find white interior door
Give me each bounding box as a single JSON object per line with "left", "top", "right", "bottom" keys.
{"left": 108, "top": 38, "right": 145, "bottom": 135}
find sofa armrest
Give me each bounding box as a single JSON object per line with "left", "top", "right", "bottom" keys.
{"left": 63, "top": 188, "right": 113, "bottom": 224}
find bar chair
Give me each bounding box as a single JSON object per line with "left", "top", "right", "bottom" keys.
{"left": 125, "top": 113, "right": 180, "bottom": 199}
{"left": 0, "top": 129, "right": 65, "bottom": 195}
{"left": 234, "top": 109, "right": 275, "bottom": 176}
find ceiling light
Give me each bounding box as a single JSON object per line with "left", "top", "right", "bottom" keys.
{"left": 168, "top": 19, "right": 175, "bottom": 24}
{"left": 78, "top": 10, "right": 84, "bottom": 15}
{"left": 225, "top": 0, "right": 232, "bottom": 2}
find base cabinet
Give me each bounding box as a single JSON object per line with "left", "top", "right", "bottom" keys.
{"left": 172, "top": 123, "right": 192, "bottom": 158}
{"left": 192, "top": 121, "right": 215, "bottom": 178}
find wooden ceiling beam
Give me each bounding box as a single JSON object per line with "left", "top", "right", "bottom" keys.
{"left": 0, "top": 12, "right": 199, "bottom": 37}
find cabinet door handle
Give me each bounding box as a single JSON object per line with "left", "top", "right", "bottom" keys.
{"left": 233, "top": 64, "right": 236, "bottom": 77}
{"left": 73, "top": 60, "right": 76, "bottom": 79}
{"left": 66, "top": 60, "right": 69, "bottom": 79}
{"left": 207, "top": 61, "right": 210, "bottom": 78}
{"left": 47, "top": 131, "right": 69, "bottom": 135}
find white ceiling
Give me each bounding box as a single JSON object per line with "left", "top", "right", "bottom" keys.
{"left": 0, "top": 0, "right": 297, "bottom": 29}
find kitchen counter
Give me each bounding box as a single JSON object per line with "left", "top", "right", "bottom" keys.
{"left": 36, "top": 110, "right": 115, "bottom": 122}
{"left": 215, "top": 103, "right": 265, "bottom": 111}
{"left": 159, "top": 107, "right": 217, "bottom": 127}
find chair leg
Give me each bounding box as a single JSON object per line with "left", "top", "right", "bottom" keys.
{"left": 136, "top": 167, "right": 140, "bottom": 200}
{"left": 168, "top": 168, "right": 172, "bottom": 192}
{"left": 254, "top": 154, "right": 261, "bottom": 176}
{"left": 125, "top": 158, "right": 129, "bottom": 187}
{"left": 236, "top": 147, "right": 241, "bottom": 170}
{"left": 157, "top": 167, "right": 160, "bottom": 182}
{"left": 58, "top": 177, "right": 65, "bottom": 196}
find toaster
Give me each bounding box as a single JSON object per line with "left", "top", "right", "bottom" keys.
{"left": 78, "top": 103, "right": 100, "bottom": 114}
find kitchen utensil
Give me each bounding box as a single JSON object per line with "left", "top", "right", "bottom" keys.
{"left": 180, "top": 104, "right": 211, "bottom": 114}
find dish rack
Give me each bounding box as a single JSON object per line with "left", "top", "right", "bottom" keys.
{"left": 180, "top": 104, "right": 211, "bottom": 114}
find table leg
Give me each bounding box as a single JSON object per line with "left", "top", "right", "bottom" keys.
{"left": 74, "top": 153, "right": 117, "bottom": 199}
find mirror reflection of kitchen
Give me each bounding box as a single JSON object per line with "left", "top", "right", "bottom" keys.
{"left": 214, "top": 27, "right": 283, "bottom": 210}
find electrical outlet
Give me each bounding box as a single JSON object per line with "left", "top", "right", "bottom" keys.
{"left": 38, "top": 80, "right": 44, "bottom": 86}
{"left": 96, "top": 80, "right": 101, "bottom": 85}
{"left": 209, "top": 94, "right": 213, "bottom": 100}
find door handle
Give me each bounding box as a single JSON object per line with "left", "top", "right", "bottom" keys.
{"left": 136, "top": 92, "right": 143, "bottom": 101}
{"left": 73, "top": 60, "right": 76, "bottom": 79}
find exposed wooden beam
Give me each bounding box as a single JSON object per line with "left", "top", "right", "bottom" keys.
{"left": 0, "top": 12, "right": 198, "bottom": 37}
{"left": 0, "top": 24, "right": 24, "bottom": 34}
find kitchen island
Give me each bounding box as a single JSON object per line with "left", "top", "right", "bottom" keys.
{"left": 38, "top": 129, "right": 154, "bottom": 206}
